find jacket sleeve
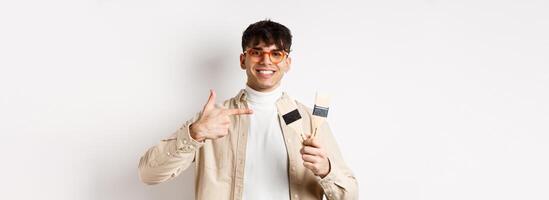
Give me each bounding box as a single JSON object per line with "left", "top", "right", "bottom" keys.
{"left": 317, "top": 122, "right": 359, "bottom": 200}
{"left": 138, "top": 113, "right": 203, "bottom": 185}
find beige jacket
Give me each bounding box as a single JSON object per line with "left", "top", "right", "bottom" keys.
{"left": 138, "top": 90, "right": 358, "bottom": 199}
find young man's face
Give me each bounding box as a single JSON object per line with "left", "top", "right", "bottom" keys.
{"left": 240, "top": 41, "right": 291, "bottom": 92}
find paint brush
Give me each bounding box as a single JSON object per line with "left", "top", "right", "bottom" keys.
{"left": 311, "top": 93, "right": 331, "bottom": 138}
{"left": 278, "top": 98, "right": 307, "bottom": 141}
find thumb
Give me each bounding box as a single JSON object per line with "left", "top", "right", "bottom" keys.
{"left": 203, "top": 89, "right": 216, "bottom": 112}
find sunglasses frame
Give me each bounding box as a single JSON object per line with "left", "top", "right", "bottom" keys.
{"left": 243, "top": 48, "right": 289, "bottom": 64}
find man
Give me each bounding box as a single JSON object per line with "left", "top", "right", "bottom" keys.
{"left": 138, "top": 20, "right": 358, "bottom": 200}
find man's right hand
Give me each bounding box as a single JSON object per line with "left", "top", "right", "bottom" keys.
{"left": 189, "top": 90, "right": 253, "bottom": 142}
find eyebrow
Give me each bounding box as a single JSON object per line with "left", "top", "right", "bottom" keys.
{"left": 251, "top": 47, "right": 282, "bottom": 51}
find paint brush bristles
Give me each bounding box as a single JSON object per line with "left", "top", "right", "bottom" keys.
{"left": 283, "top": 109, "right": 307, "bottom": 141}
{"left": 311, "top": 93, "right": 331, "bottom": 138}
{"left": 278, "top": 98, "right": 307, "bottom": 142}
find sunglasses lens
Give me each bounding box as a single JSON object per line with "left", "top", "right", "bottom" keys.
{"left": 270, "top": 51, "right": 285, "bottom": 63}
{"left": 249, "top": 49, "right": 262, "bottom": 57}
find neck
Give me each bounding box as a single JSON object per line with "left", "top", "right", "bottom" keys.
{"left": 245, "top": 84, "right": 282, "bottom": 106}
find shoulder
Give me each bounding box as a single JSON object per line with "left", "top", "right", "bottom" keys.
{"left": 281, "top": 92, "right": 312, "bottom": 115}
{"left": 287, "top": 96, "right": 313, "bottom": 122}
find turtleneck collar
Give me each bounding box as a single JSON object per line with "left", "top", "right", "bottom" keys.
{"left": 245, "top": 84, "right": 283, "bottom": 106}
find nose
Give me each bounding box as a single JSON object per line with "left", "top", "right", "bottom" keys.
{"left": 259, "top": 53, "right": 272, "bottom": 65}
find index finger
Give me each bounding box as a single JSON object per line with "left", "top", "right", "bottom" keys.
{"left": 224, "top": 108, "right": 254, "bottom": 116}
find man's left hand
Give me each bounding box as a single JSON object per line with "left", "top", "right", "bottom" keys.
{"left": 301, "top": 137, "right": 330, "bottom": 178}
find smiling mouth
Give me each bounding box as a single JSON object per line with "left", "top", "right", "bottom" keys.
{"left": 256, "top": 70, "right": 275, "bottom": 75}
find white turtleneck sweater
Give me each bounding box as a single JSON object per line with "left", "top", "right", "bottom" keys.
{"left": 242, "top": 85, "right": 290, "bottom": 200}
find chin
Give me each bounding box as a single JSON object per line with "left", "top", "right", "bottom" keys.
{"left": 248, "top": 75, "right": 280, "bottom": 90}
{"left": 262, "top": 79, "right": 279, "bottom": 86}
{"left": 253, "top": 82, "right": 276, "bottom": 91}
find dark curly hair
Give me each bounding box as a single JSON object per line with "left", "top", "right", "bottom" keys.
{"left": 241, "top": 19, "right": 292, "bottom": 53}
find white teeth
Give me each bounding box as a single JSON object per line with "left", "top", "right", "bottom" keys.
{"left": 258, "top": 70, "right": 274, "bottom": 74}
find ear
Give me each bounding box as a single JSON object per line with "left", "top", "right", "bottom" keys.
{"left": 240, "top": 54, "right": 246, "bottom": 70}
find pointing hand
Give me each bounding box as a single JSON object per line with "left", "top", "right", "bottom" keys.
{"left": 190, "top": 90, "right": 253, "bottom": 142}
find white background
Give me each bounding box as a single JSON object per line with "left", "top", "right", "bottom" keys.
{"left": 1, "top": 0, "right": 548, "bottom": 199}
